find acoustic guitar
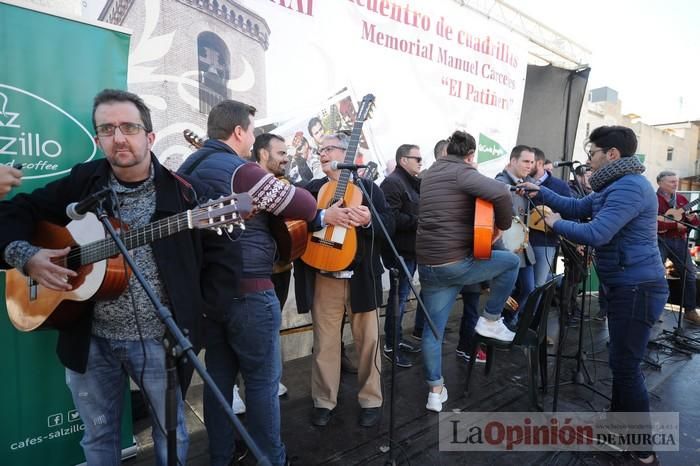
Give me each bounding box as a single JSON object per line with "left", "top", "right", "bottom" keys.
{"left": 184, "top": 129, "right": 308, "bottom": 262}
{"left": 528, "top": 205, "right": 554, "bottom": 233}
{"left": 301, "top": 94, "right": 375, "bottom": 271}
{"left": 5, "top": 193, "right": 252, "bottom": 332}
{"left": 659, "top": 197, "right": 700, "bottom": 222}
{"left": 473, "top": 198, "right": 495, "bottom": 259}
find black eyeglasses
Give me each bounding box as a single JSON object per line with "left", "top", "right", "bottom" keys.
{"left": 403, "top": 156, "right": 423, "bottom": 163}
{"left": 318, "top": 145, "right": 346, "bottom": 155}
{"left": 96, "top": 122, "right": 148, "bottom": 137}
{"left": 586, "top": 148, "right": 606, "bottom": 160}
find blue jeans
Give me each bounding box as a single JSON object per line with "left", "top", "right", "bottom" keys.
{"left": 414, "top": 290, "right": 425, "bottom": 334}
{"left": 607, "top": 279, "right": 668, "bottom": 413}
{"left": 203, "top": 290, "right": 285, "bottom": 466}
{"left": 457, "top": 289, "right": 481, "bottom": 351}
{"left": 658, "top": 237, "right": 697, "bottom": 310}
{"left": 66, "top": 336, "right": 188, "bottom": 466}
{"left": 533, "top": 245, "right": 557, "bottom": 287}
{"left": 505, "top": 265, "right": 535, "bottom": 328}
{"left": 384, "top": 258, "right": 416, "bottom": 348}
{"left": 419, "top": 251, "right": 519, "bottom": 386}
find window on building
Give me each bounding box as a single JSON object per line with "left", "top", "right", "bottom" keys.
{"left": 585, "top": 123, "right": 590, "bottom": 137}
{"left": 667, "top": 147, "right": 674, "bottom": 161}
{"left": 197, "top": 32, "right": 230, "bottom": 114}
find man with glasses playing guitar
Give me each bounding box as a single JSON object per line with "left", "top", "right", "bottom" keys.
{"left": 0, "top": 89, "right": 245, "bottom": 465}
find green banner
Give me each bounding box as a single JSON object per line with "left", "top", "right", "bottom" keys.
{"left": 0, "top": 3, "right": 132, "bottom": 465}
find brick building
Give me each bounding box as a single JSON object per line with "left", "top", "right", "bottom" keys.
{"left": 99, "top": 0, "right": 270, "bottom": 168}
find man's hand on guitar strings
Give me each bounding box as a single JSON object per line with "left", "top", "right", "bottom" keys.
{"left": 24, "top": 247, "right": 77, "bottom": 291}
{"left": 324, "top": 200, "right": 353, "bottom": 228}
{"left": 544, "top": 212, "right": 561, "bottom": 228}
{"left": 347, "top": 205, "right": 371, "bottom": 227}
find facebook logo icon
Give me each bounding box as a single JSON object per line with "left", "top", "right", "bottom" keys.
{"left": 48, "top": 413, "right": 63, "bottom": 427}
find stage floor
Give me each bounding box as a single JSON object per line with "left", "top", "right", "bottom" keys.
{"left": 127, "top": 296, "right": 700, "bottom": 465}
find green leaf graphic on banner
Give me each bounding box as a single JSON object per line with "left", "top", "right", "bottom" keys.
{"left": 478, "top": 133, "right": 507, "bottom": 163}
{"left": 0, "top": 85, "right": 96, "bottom": 181}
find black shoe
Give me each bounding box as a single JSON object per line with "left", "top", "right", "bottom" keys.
{"left": 359, "top": 407, "right": 381, "bottom": 427}
{"left": 627, "top": 452, "right": 659, "bottom": 465}
{"left": 399, "top": 339, "right": 421, "bottom": 353}
{"left": 311, "top": 407, "right": 333, "bottom": 426}
{"left": 411, "top": 328, "right": 422, "bottom": 341}
{"left": 382, "top": 345, "right": 412, "bottom": 368}
{"left": 341, "top": 347, "right": 358, "bottom": 374}
{"left": 230, "top": 440, "right": 248, "bottom": 465}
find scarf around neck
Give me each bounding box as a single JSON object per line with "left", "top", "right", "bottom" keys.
{"left": 589, "top": 156, "right": 645, "bottom": 192}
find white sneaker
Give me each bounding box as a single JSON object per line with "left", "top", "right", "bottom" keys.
{"left": 232, "top": 385, "right": 246, "bottom": 414}
{"left": 475, "top": 316, "right": 515, "bottom": 342}
{"left": 278, "top": 382, "right": 288, "bottom": 396}
{"left": 426, "top": 386, "right": 448, "bottom": 412}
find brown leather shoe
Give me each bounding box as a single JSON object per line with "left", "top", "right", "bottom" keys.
{"left": 683, "top": 309, "right": 700, "bottom": 325}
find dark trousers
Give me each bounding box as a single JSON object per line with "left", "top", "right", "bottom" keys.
{"left": 607, "top": 279, "right": 667, "bottom": 413}
{"left": 658, "top": 236, "right": 697, "bottom": 310}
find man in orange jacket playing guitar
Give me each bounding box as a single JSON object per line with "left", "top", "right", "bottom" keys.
{"left": 656, "top": 170, "right": 700, "bottom": 324}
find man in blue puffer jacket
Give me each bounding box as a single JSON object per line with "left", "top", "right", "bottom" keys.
{"left": 520, "top": 125, "right": 666, "bottom": 466}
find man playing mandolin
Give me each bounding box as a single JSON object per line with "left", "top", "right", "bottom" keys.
{"left": 0, "top": 89, "right": 238, "bottom": 465}
{"left": 656, "top": 170, "right": 700, "bottom": 324}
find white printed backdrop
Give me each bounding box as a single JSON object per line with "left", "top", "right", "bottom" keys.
{"left": 102, "top": 0, "right": 528, "bottom": 177}
{"left": 249, "top": 0, "right": 528, "bottom": 176}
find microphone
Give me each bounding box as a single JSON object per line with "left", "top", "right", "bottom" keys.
{"left": 330, "top": 161, "right": 368, "bottom": 170}
{"left": 66, "top": 187, "right": 112, "bottom": 220}
{"left": 552, "top": 160, "right": 581, "bottom": 168}
{"left": 509, "top": 185, "right": 539, "bottom": 192}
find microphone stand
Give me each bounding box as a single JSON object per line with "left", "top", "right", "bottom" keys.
{"left": 551, "top": 240, "right": 610, "bottom": 411}
{"left": 93, "top": 200, "right": 270, "bottom": 466}
{"left": 348, "top": 173, "right": 438, "bottom": 466}
{"left": 652, "top": 214, "right": 700, "bottom": 352}
{"left": 541, "top": 173, "right": 611, "bottom": 411}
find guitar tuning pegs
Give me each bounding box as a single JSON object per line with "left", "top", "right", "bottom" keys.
{"left": 227, "top": 225, "right": 234, "bottom": 233}
{"left": 216, "top": 227, "right": 223, "bottom": 236}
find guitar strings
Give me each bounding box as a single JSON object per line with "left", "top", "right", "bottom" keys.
{"left": 51, "top": 197, "right": 243, "bottom": 268}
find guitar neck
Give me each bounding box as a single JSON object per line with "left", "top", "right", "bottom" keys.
{"left": 683, "top": 197, "right": 700, "bottom": 213}
{"left": 332, "top": 120, "right": 365, "bottom": 202}
{"left": 75, "top": 212, "right": 191, "bottom": 266}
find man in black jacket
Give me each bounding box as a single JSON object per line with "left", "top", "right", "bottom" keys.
{"left": 380, "top": 144, "right": 422, "bottom": 368}
{"left": 303, "top": 132, "right": 393, "bottom": 429}
{"left": 0, "top": 89, "right": 234, "bottom": 465}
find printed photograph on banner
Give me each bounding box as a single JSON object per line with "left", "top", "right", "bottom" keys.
{"left": 257, "top": 87, "right": 377, "bottom": 185}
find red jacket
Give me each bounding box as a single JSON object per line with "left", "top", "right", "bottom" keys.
{"left": 657, "top": 191, "right": 700, "bottom": 238}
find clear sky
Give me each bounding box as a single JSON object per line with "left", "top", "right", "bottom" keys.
{"left": 507, "top": 0, "right": 700, "bottom": 124}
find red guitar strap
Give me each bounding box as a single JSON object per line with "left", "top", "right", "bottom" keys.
{"left": 169, "top": 170, "right": 195, "bottom": 203}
